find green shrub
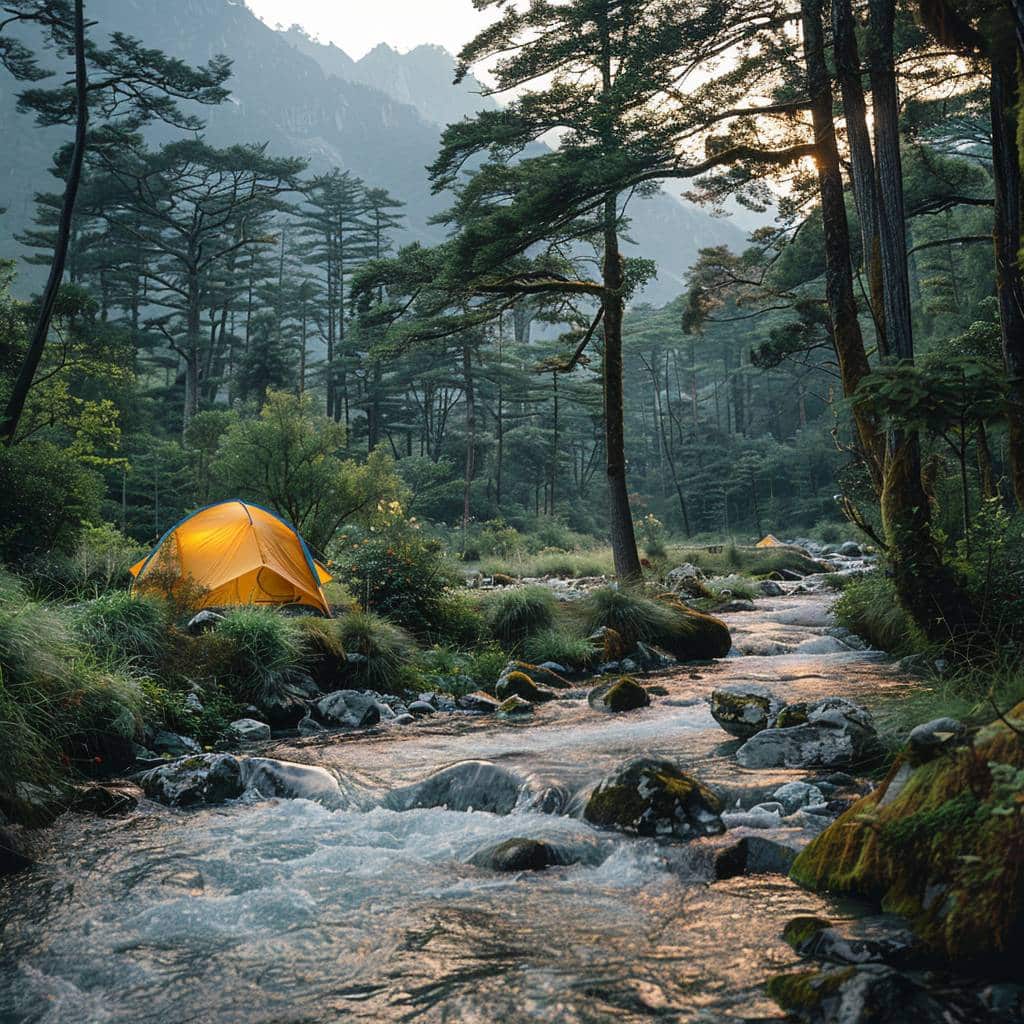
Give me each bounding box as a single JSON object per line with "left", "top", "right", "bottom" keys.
{"left": 335, "top": 610, "right": 416, "bottom": 691}
{"left": 637, "top": 513, "right": 667, "bottom": 558}
{"left": 479, "top": 548, "right": 613, "bottom": 579}
{"left": 429, "top": 590, "right": 487, "bottom": 646}
{"left": 522, "top": 627, "right": 595, "bottom": 669}
{"left": 485, "top": 585, "right": 557, "bottom": 648}
{"left": 332, "top": 530, "right": 465, "bottom": 640}
{"left": 833, "top": 573, "right": 918, "bottom": 655}
{"left": 215, "top": 607, "right": 306, "bottom": 704}
{"left": 463, "top": 646, "right": 509, "bottom": 691}
{"left": 477, "top": 519, "right": 524, "bottom": 558}
{"left": 141, "top": 679, "right": 242, "bottom": 746}
{"left": 73, "top": 592, "right": 168, "bottom": 667}
{"left": 704, "top": 575, "right": 759, "bottom": 602}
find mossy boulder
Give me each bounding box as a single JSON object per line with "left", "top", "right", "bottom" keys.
{"left": 587, "top": 676, "right": 651, "bottom": 713}
{"left": 775, "top": 702, "right": 810, "bottom": 728}
{"left": 588, "top": 625, "right": 629, "bottom": 662}
{"left": 137, "top": 753, "right": 244, "bottom": 807}
{"left": 655, "top": 598, "right": 732, "bottom": 661}
{"left": 495, "top": 670, "right": 557, "bottom": 703}
{"left": 789, "top": 701, "right": 1024, "bottom": 963}
{"left": 471, "top": 837, "right": 564, "bottom": 872}
{"left": 501, "top": 660, "right": 572, "bottom": 690}
{"left": 710, "top": 687, "right": 779, "bottom": 738}
{"left": 496, "top": 695, "right": 535, "bottom": 720}
{"left": 583, "top": 756, "right": 724, "bottom": 840}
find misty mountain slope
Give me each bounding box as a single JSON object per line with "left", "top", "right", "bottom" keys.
{"left": 0, "top": 0, "right": 747, "bottom": 304}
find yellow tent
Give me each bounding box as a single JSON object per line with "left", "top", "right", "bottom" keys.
{"left": 130, "top": 500, "right": 332, "bottom": 616}
{"left": 756, "top": 534, "right": 784, "bottom": 548}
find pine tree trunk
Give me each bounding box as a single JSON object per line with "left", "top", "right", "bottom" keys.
{"left": 1, "top": 0, "right": 88, "bottom": 445}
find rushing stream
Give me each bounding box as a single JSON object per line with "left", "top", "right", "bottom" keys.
{"left": 0, "top": 593, "right": 909, "bottom": 1024}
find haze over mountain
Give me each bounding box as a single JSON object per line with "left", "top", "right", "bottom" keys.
{"left": 0, "top": 0, "right": 746, "bottom": 304}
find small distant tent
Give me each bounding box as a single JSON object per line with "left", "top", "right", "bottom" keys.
{"left": 130, "top": 500, "right": 332, "bottom": 616}
{"left": 756, "top": 534, "right": 784, "bottom": 548}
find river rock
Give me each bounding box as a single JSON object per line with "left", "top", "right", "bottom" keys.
{"left": 70, "top": 783, "right": 139, "bottom": 817}
{"left": 718, "top": 599, "right": 756, "bottom": 613}
{"left": 138, "top": 753, "right": 244, "bottom": 807}
{"left": 632, "top": 641, "right": 675, "bottom": 670}
{"left": 587, "top": 677, "right": 650, "bottom": 713}
{"left": 500, "top": 661, "right": 573, "bottom": 690}
{"left": 713, "top": 833, "right": 803, "bottom": 879}
{"left": 759, "top": 580, "right": 785, "bottom": 597}
{"left": 186, "top": 609, "right": 224, "bottom": 634}
{"left": 240, "top": 757, "right": 348, "bottom": 808}
{"left": 0, "top": 826, "right": 32, "bottom": 875}
{"left": 496, "top": 695, "right": 535, "bottom": 720}
{"left": 906, "top": 717, "right": 967, "bottom": 763}
{"left": 583, "top": 757, "right": 724, "bottom": 840}
{"left": 407, "top": 700, "right": 435, "bottom": 717}
{"left": 588, "top": 625, "right": 629, "bottom": 662}
{"left": 710, "top": 687, "right": 779, "bottom": 739}
{"left": 782, "top": 914, "right": 919, "bottom": 966}
{"left": 495, "top": 671, "right": 556, "bottom": 703}
{"left": 257, "top": 670, "right": 320, "bottom": 726}
{"left": 471, "top": 837, "right": 565, "bottom": 872}
{"left": 315, "top": 689, "right": 382, "bottom": 728}
{"left": 228, "top": 718, "right": 272, "bottom": 743}
{"left": 838, "top": 541, "right": 862, "bottom": 557}
{"left": 383, "top": 759, "right": 525, "bottom": 814}
{"left": 735, "top": 698, "right": 880, "bottom": 769}
{"left": 150, "top": 730, "right": 202, "bottom": 757}
{"left": 772, "top": 781, "right": 826, "bottom": 815}
{"left": 457, "top": 690, "right": 500, "bottom": 713}
{"left": 297, "top": 713, "right": 326, "bottom": 736}
{"left": 393, "top": 713, "right": 415, "bottom": 725}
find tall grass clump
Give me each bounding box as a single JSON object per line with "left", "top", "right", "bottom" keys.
{"left": 485, "top": 585, "right": 557, "bottom": 648}
{"left": 0, "top": 571, "right": 143, "bottom": 820}
{"left": 73, "top": 591, "right": 168, "bottom": 667}
{"left": 703, "top": 575, "right": 759, "bottom": 602}
{"left": 578, "top": 587, "right": 679, "bottom": 647}
{"left": 335, "top": 609, "right": 417, "bottom": 691}
{"left": 215, "top": 606, "right": 307, "bottom": 704}
{"left": 522, "top": 627, "right": 595, "bottom": 670}
{"left": 833, "top": 573, "right": 918, "bottom": 655}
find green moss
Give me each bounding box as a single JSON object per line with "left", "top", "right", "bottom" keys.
{"left": 790, "top": 709, "right": 1024, "bottom": 962}
{"left": 781, "top": 916, "right": 831, "bottom": 952}
{"left": 495, "top": 670, "right": 556, "bottom": 703}
{"left": 775, "top": 702, "right": 809, "bottom": 728}
{"left": 767, "top": 968, "right": 855, "bottom": 1014}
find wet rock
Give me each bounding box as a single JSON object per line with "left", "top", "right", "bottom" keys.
{"left": 297, "top": 713, "right": 326, "bottom": 736}
{"left": 457, "top": 690, "right": 500, "bottom": 713}
{"left": 500, "top": 661, "right": 573, "bottom": 690}
{"left": 70, "top": 783, "right": 139, "bottom": 817}
{"left": 718, "top": 599, "right": 756, "bottom": 613}
{"left": 495, "top": 671, "right": 556, "bottom": 703}
{"left": 186, "top": 609, "right": 224, "bottom": 634}
{"left": 839, "top": 541, "right": 862, "bottom": 557}
{"left": 713, "top": 833, "right": 802, "bottom": 878}
{"left": 736, "top": 698, "right": 880, "bottom": 769}
{"left": 759, "top": 580, "right": 785, "bottom": 597}
{"left": 393, "top": 713, "right": 415, "bottom": 725}
{"left": 710, "top": 687, "right": 779, "bottom": 739}
{"left": 632, "top": 641, "right": 675, "bottom": 671}
{"left": 496, "top": 695, "right": 535, "bottom": 720}
{"left": 407, "top": 700, "right": 435, "bottom": 717}
{"left": 538, "top": 661, "right": 569, "bottom": 675}
{"left": 767, "top": 964, "right": 963, "bottom": 1024}
{"left": 240, "top": 757, "right": 348, "bottom": 808}
{"left": 795, "top": 635, "right": 855, "bottom": 655}
{"left": 228, "top": 718, "right": 272, "bottom": 744}
{"left": 782, "top": 914, "right": 919, "bottom": 966}
{"left": 0, "top": 826, "right": 32, "bottom": 875}
{"left": 584, "top": 757, "right": 724, "bottom": 840}
{"left": 907, "top": 717, "right": 967, "bottom": 764}
{"left": 471, "top": 837, "right": 565, "bottom": 872}
{"left": 773, "top": 782, "right": 826, "bottom": 815}
{"left": 383, "top": 759, "right": 525, "bottom": 814}
{"left": 257, "top": 670, "right": 320, "bottom": 726}
{"left": 315, "top": 689, "right": 382, "bottom": 729}
{"left": 151, "top": 730, "right": 202, "bottom": 757}
{"left": 138, "top": 754, "right": 244, "bottom": 807}
{"left": 587, "top": 676, "right": 650, "bottom": 713}
{"left": 722, "top": 807, "right": 784, "bottom": 830}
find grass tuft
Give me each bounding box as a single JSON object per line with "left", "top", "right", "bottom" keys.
{"left": 485, "top": 585, "right": 558, "bottom": 648}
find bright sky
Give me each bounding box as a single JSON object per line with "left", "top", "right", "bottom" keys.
{"left": 243, "top": 0, "right": 499, "bottom": 61}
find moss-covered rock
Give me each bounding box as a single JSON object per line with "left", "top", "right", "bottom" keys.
{"left": 588, "top": 626, "right": 629, "bottom": 662}
{"left": 502, "top": 660, "right": 572, "bottom": 690}
{"left": 495, "top": 670, "right": 557, "bottom": 703}
{"left": 710, "top": 687, "right": 778, "bottom": 738}
{"left": 654, "top": 597, "right": 732, "bottom": 660}
{"left": 496, "top": 695, "right": 535, "bottom": 720}
{"left": 789, "top": 701, "right": 1024, "bottom": 963}
{"left": 775, "top": 702, "right": 810, "bottom": 728}
{"left": 587, "top": 676, "right": 650, "bottom": 713}
{"left": 583, "top": 756, "right": 724, "bottom": 840}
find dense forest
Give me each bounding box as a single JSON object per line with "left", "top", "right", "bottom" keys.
{"left": 1, "top": 1, "right": 1023, "bottom": 1022}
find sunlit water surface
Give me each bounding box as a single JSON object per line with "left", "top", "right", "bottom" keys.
{"left": 0, "top": 594, "right": 905, "bottom": 1023}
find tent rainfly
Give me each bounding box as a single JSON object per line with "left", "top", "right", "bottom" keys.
{"left": 755, "top": 534, "right": 784, "bottom": 548}
{"left": 129, "top": 500, "right": 332, "bottom": 616}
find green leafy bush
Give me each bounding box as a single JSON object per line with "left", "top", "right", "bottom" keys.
{"left": 522, "top": 627, "right": 595, "bottom": 669}
{"left": 335, "top": 609, "right": 416, "bottom": 691}
{"left": 215, "top": 606, "right": 306, "bottom": 704}
{"left": 73, "top": 592, "right": 168, "bottom": 667}
{"left": 485, "top": 585, "right": 557, "bottom": 648}
{"left": 333, "top": 530, "right": 465, "bottom": 640}
{"left": 477, "top": 519, "right": 524, "bottom": 558}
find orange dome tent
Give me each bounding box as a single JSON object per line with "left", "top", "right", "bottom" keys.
{"left": 129, "top": 500, "right": 332, "bottom": 616}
